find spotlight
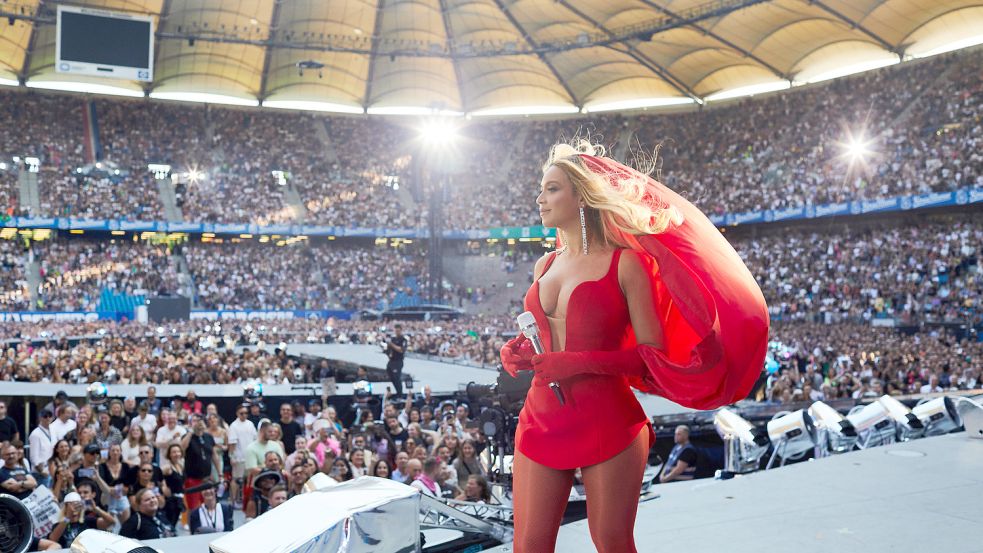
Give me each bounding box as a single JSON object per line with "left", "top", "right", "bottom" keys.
{"left": 714, "top": 408, "right": 769, "bottom": 477}
{"left": 808, "top": 401, "right": 858, "bottom": 455}
{"left": 877, "top": 395, "right": 924, "bottom": 441}
{"left": 912, "top": 396, "right": 961, "bottom": 436}
{"left": 765, "top": 409, "right": 817, "bottom": 469}
{"left": 846, "top": 400, "right": 895, "bottom": 449}
{"left": 418, "top": 118, "right": 458, "bottom": 147}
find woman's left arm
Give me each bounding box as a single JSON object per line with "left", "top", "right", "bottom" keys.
{"left": 621, "top": 249, "right": 665, "bottom": 349}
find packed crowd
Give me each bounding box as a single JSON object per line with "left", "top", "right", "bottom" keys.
{"left": 764, "top": 322, "right": 981, "bottom": 403}
{"left": 735, "top": 218, "right": 982, "bottom": 325}
{"left": 184, "top": 241, "right": 428, "bottom": 311}
{"left": 0, "top": 314, "right": 514, "bottom": 385}
{"left": 1, "top": 211, "right": 979, "bottom": 326}
{"left": 33, "top": 239, "right": 180, "bottom": 312}
{"left": 0, "top": 385, "right": 493, "bottom": 549}
{"left": 2, "top": 48, "right": 979, "bottom": 228}
{"left": 0, "top": 237, "right": 30, "bottom": 311}
{"left": 486, "top": 49, "right": 983, "bottom": 227}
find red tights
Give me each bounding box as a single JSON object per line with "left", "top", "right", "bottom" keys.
{"left": 511, "top": 428, "right": 649, "bottom": 553}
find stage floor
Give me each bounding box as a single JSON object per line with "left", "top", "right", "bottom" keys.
{"left": 487, "top": 432, "right": 983, "bottom": 553}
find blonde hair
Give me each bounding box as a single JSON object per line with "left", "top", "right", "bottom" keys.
{"left": 543, "top": 139, "right": 680, "bottom": 250}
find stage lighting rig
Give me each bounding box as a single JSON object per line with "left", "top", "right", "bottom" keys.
{"left": 846, "top": 400, "right": 895, "bottom": 449}
{"left": 912, "top": 396, "right": 962, "bottom": 436}
{"left": 877, "top": 395, "right": 925, "bottom": 441}
{"left": 809, "top": 401, "right": 858, "bottom": 456}
{"left": 714, "top": 408, "right": 769, "bottom": 477}
{"left": 765, "top": 409, "right": 817, "bottom": 469}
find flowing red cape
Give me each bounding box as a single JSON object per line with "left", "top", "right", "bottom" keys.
{"left": 575, "top": 154, "right": 769, "bottom": 410}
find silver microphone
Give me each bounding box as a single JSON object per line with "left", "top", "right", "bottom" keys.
{"left": 516, "top": 311, "right": 565, "bottom": 405}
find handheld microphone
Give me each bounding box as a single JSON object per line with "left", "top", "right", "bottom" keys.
{"left": 516, "top": 311, "right": 565, "bottom": 406}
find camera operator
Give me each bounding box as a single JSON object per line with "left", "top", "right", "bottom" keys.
{"left": 382, "top": 324, "right": 408, "bottom": 397}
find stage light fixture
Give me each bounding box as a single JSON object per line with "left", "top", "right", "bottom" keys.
{"left": 912, "top": 396, "right": 962, "bottom": 436}
{"left": 846, "top": 400, "right": 895, "bottom": 449}
{"left": 714, "top": 408, "right": 769, "bottom": 476}
{"left": 765, "top": 409, "right": 817, "bottom": 468}
{"left": 808, "top": 401, "right": 858, "bottom": 455}
{"left": 877, "top": 395, "right": 924, "bottom": 441}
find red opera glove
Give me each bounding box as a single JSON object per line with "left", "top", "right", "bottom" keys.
{"left": 499, "top": 335, "right": 535, "bottom": 378}
{"left": 530, "top": 349, "right": 646, "bottom": 386}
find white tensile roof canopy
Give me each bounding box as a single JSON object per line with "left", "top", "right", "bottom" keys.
{"left": 0, "top": 0, "right": 981, "bottom": 115}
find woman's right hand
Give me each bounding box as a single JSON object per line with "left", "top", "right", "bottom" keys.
{"left": 500, "top": 335, "right": 535, "bottom": 377}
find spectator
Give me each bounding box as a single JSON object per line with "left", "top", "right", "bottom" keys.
{"left": 0, "top": 400, "right": 19, "bottom": 444}
{"left": 455, "top": 474, "right": 493, "bottom": 504}
{"left": 50, "top": 405, "right": 77, "bottom": 443}
{"left": 119, "top": 488, "right": 175, "bottom": 540}
{"left": 189, "top": 484, "right": 233, "bottom": 534}
{"left": 28, "top": 409, "right": 56, "bottom": 485}
{"left": 47, "top": 488, "right": 113, "bottom": 548}
{"left": 0, "top": 442, "right": 36, "bottom": 499}
{"left": 268, "top": 484, "right": 289, "bottom": 509}
{"left": 410, "top": 457, "right": 442, "bottom": 497}
{"left": 181, "top": 413, "right": 220, "bottom": 512}
{"left": 659, "top": 426, "right": 697, "bottom": 483}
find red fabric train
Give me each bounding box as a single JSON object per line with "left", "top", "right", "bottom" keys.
{"left": 575, "top": 154, "right": 770, "bottom": 410}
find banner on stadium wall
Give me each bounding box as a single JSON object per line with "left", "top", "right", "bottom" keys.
{"left": 189, "top": 309, "right": 353, "bottom": 320}
{"left": 3, "top": 188, "right": 981, "bottom": 237}
{"left": 166, "top": 221, "right": 203, "bottom": 232}
{"left": 0, "top": 311, "right": 117, "bottom": 322}
{"left": 486, "top": 226, "right": 556, "bottom": 240}
{"left": 208, "top": 223, "right": 251, "bottom": 234}
{"left": 119, "top": 220, "right": 161, "bottom": 231}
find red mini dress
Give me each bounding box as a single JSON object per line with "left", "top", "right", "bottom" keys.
{"left": 516, "top": 247, "right": 656, "bottom": 470}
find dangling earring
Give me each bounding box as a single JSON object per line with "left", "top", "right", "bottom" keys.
{"left": 579, "top": 206, "right": 589, "bottom": 255}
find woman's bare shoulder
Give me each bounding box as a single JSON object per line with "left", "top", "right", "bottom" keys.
{"left": 532, "top": 251, "right": 554, "bottom": 280}
{"left": 617, "top": 248, "right": 658, "bottom": 287}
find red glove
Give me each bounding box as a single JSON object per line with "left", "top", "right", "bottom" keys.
{"left": 500, "top": 335, "right": 535, "bottom": 378}
{"left": 530, "top": 349, "right": 646, "bottom": 386}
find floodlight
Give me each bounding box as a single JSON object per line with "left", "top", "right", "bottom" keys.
{"left": 846, "top": 400, "right": 895, "bottom": 449}
{"left": 808, "top": 401, "right": 858, "bottom": 455}
{"left": 765, "top": 409, "right": 817, "bottom": 468}
{"left": 714, "top": 408, "right": 769, "bottom": 476}
{"left": 418, "top": 118, "right": 458, "bottom": 146}
{"left": 877, "top": 395, "right": 924, "bottom": 441}
{"left": 912, "top": 396, "right": 961, "bottom": 436}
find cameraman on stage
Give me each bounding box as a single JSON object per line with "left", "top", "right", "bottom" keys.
{"left": 383, "top": 324, "right": 408, "bottom": 397}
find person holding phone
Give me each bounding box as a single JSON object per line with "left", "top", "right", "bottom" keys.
{"left": 47, "top": 485, "right": 114, "bottom": 547}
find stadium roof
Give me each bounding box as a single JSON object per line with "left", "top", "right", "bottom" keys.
{"left": 1, "top": 0, "right": 981, "bottom": 115}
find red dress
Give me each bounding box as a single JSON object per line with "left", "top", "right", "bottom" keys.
{"left": 513, "top": 154, "right": 770, "bottom": 470}
{"left": 517, "top": 248, "right": 654, "bottom": 470}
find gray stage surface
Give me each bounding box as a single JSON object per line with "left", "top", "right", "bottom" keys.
{"left": 488, "top": 432, "right": 983, "bottom": 553}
